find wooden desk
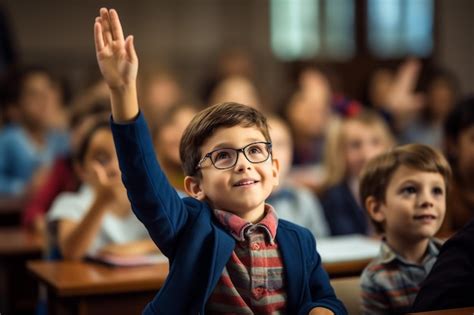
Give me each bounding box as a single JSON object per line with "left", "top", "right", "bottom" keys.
{"left": 323, "top": 258, "right": 371, "bottom": 278}
{"left": 408, "top": 307, "right": 474, "bottom": 315}
{"left": 0, "top": 228, "right": 44, "bottom": 315}
{"left": 28, "top": 261, "right": 169, "bottom": 315}
{"left": 27, "top": 256, "right": 369, "bottom": 315}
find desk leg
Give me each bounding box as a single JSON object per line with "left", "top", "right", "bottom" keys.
{"left": 0, "top": 255, "right": 39, "bottom": 315}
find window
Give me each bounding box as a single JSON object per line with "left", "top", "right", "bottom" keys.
{"left": 367, "top": 0, "right": 434, "bottom": 58}
{"left": 270, "top": 0, "right": 354, "bottom": 61}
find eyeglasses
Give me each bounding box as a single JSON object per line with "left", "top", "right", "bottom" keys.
{"left": 196, "top": 141, "right": 272, "bottom": 170}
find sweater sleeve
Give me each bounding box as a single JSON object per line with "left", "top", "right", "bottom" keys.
{"left": 110, "top": 112, "right": 191, "bottom": 257}
{"left": 299, "top": 232, "right": 348, "bottom": 315}
{"left": 0, "top": 134, "right": 25, "bottom": 194}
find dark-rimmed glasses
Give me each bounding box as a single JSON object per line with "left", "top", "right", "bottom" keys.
{"left": 196, "top": 141, "right": 272, "bottom": 170}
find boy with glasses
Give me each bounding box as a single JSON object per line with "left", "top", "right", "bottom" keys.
{"left": 94, "top": 7, "right": 345, "bottom": 315}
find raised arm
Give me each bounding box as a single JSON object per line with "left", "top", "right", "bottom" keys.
{"left": 94, "top": 8, "right": 139, "bottom": 122}
{"left": 94, "top": 8, "right": 191, "bottom": 257}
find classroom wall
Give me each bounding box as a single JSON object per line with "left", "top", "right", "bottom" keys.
{"left": 436, "top": 0, "right": 474, "bottom": 95}
{"left": 2, "top": 0, "right": 473, "bottom": 105}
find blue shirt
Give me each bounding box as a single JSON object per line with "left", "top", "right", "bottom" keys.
{"left": 0, "top": 125, "right": 69, "bottom": 194}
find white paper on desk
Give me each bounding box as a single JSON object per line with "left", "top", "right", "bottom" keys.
{"left": 317, "top": 235, "right": 380, "bottom": 263}
{"left": 88, "top": 253, "right": 168, "bottom": 267}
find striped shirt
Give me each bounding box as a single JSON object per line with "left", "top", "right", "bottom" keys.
{"left": 360, "top": 238, "right": 442, "bottom": 315}
{"left": 206, "top": 205, "right": 286, "bottom": 314}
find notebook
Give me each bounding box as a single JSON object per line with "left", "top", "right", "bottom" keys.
{"left": 87, "top": 252, "right": 168, "bottom": 267}
{"left": 317, "top": 235, "right": 380, "bottom": 263}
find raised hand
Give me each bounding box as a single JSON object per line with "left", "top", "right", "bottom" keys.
{"left": 94, "top": 8, "right": 139, "bottom": 122}
{"left": 385, "top": 58, "right": 425, "bottom": 120}
{"left": 94, "top": 8, "right": 138, "bottom": 89}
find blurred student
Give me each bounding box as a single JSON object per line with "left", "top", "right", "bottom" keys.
{"left": 359, "top": 144, "right": 451, "bottom": 314}
{"left": 47, "top": 120, "right": 154, "bottom": 260}
{"left": 411, "top": 218, "right": 474, "bottom": 311}
{"left": 153, "top": 104, "right": 197, "bottom": 195}
{"left": 0, "top": 67, "right": 69, "bottom": 195}
{"left": 266, "top": 115, "right": 329, "bottom": 239}
{"left": 399, "top": 68, "right": 459, "bottom": 149}
{"left": 438, "top": 97, "right": 474, "bottom": 234}
{"left": 283, "top": 78, "right": 332, "bottom": 167}
{"left": 364, "top": 67, "right": 394, "bottom": 111}
{"left": 22, "top": 107, "right": 109, "bottom": 233}
{"left": 138, "top": 68, "right": 182, "bottom": 131}
{"left": 320, "top": 110, "right": 394, "bottom": 236}
{"left": 278, "top": 87, "right": 334, "bottom": 192}
{"left": 200, "top": 48, "right": 254, "bottom": 105}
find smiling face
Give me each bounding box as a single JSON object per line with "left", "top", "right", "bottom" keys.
{"left": 185, "top": 125, "right": 279, "bottom": 223}
{"left": 373, "top": 166, "right": 446, "bottom": 244}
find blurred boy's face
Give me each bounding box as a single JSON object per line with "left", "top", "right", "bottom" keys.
{"left": 211, "top": 76, "right": 260, "bottom": 109}
{"left": 287, "top": 91, "right": 331, "bottom": 139}
{"left": 19, "top": 73, "right": 59, "bottom": 130}
{"left": 192, "top": 125, "right": 279, "bottom": 222}
{"left": 156, "top": 108, "right": 196, "bottom": 166}
{"left": 456, "top": 126, "right": 474, "bottom": 180}
{"left": 344, "top": 121, "right": 390, "bottom": 178}
{"left": 268, "top": 119, "right": 292, "bottom": 179}
{"left": 143, "top": 77, "right": 181, "bottom": 117}
{"left": 376, "top": 166, "right": 446, "bottom": 243}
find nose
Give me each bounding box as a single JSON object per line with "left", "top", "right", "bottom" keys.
{"left": 234, "top": 151, "right": 252, "bottom": 172}
{"left": 105, "top": 155, "right": 121, "bottom": 178}
{"left": 418, "top": 189, "right": 434, "bottom": 208}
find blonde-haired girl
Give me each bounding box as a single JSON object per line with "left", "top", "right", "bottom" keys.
{"left": 320, "top": 109, "right": 395, "bottom": 236}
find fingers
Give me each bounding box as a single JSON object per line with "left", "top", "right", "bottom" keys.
{"left": 100, "top": 8, "right": 113, "bottom": 45}
{"left": 94, "top": 19, "right": 105, "bottom": 51}
{"left": 125, "top": 35, "right": 138, "bottom": 63}
{"left": 91, "top": 161, "right": 109, "bottom": 186}
{"left": 397, "top": 59, "right": 421, "bottom": 90}
{"left": 109, "top": 9, "right": 125, "bottom": 42}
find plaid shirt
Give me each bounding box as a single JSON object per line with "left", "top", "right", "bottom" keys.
{"left": 206, "top": 205, "right": 286, "bottom": 314}
{"left": 360, "top": 238, "right": 442, "bottom": 315}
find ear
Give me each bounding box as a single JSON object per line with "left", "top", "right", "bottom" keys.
{"left": 365, "top": 196, "right": 385, "bottom": 224}
{"left": 272, "top": 158, "right": 280, "bottom": 187}
{"left": 184, "top": 175, "right": 206, "bottom": 200}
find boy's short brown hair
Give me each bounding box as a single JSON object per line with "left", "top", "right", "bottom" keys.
{"left": 359, "top": 144, "right": 452, "bottom": 233}
{"left": 179, "top": 102, "right": 271, "bottom": 177}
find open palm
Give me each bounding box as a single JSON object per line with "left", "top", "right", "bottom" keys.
{"left": 94, "top": 8, "right": 138, "bottom": 89}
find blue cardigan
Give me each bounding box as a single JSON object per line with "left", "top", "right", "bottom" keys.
{"left": 111, "top": 113, "right": 346, "bottom": 315}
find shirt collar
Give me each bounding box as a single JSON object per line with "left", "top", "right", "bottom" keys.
{"left": 213, "top": 204, "right": 279, "bottom": 244}
{"left": 379, "top": 238, "right": 442, "bottom": 266}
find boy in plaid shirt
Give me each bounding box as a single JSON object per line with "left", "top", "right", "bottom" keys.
{"left": 359, "top": 144, "right": 451, "bottom": 314}
{"left": 94, "top": 8, "right": 346, "bottom": 315}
